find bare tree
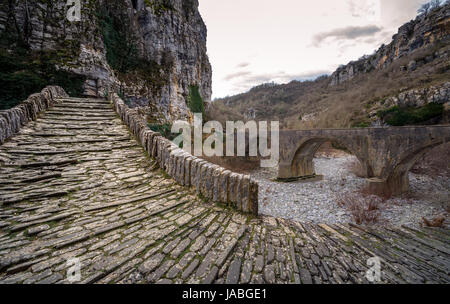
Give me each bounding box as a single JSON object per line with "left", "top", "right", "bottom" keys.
{"left": 430, "top": 0, "right": 442, "bottom": 8}
{"left": 418, "top": 2, "right": 431, "bottom": 15}
{"left": 419, "top": 0, "right": 446, "bottom": 15}
{"left": 417, "top": 3, "right": 431, "bottom": 15}
{"left": 417, "top": 0, "right": 449, "bottom": 15}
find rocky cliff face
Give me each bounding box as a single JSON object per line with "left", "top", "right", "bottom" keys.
{"left": 0, "top": 0, "right": 211, "bottom": 123}
{"left": 365, "top": 82, "right": 450, "bottom": 125}
{"left": 116, "top": 0, "right": 212, "bottom": 123}
{"left": 330, "top": 4, "right": 450, "bottom": 86}
{"left": 384, "top": 82, "right": 450, "bottom": 108}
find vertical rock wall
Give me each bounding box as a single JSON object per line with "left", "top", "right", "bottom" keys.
{"left": 0, "top": 0, "right": 212, "bottom": 123}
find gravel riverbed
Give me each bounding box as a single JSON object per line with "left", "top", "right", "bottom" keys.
{"left": 252, "top": 155, "right": 449, "bottom": 227}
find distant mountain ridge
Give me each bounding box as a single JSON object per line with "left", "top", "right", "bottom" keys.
{"left": 331, "top": 3, "right": 450, "bottom": 86}
{"left": 208, "top": 3, "right": 450, "bottom": 129}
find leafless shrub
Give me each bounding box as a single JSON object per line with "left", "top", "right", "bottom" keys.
{"left": 422, "top": 215, "right": 447, "bottom": 228}
{"left": 262, "top": 187, "right": 273, "bottom": 207}
{"left": 336, "top": 192, "right": 384, "bottom": 225}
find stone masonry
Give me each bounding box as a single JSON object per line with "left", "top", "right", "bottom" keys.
{"left": 278, "top": 127, "right": 450, "bottom": 195}
{"left": 110, "top": 94, "right": 258, "bottom": 215}
{"left": 0, "top": 92, "right": 449, "bottom": 284}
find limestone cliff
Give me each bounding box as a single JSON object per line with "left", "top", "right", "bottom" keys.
{"left": 0, "top": 0, "right": 212, "bottom": 123}
{"left": 365, "top": 82, "right": 450, "bottom": 126}
{"left": 330, "top": 3, "right": 450, "bottom": 86}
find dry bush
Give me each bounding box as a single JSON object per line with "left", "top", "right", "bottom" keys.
{"left": 262, "top": 186, "right": 273, "bottom": 207}
{"left": 205, "top": 101, "right": 245, "bottom": 126}
{"left": 411, "top": 143, "right": 450, "bottom": 178}
{"left": 422, "top": 215, "right": 447, "bottom": 228}
{"left": 336, "top": 192, "right": 384, "bottom": 225}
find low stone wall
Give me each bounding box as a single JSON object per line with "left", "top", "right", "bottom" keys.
{"left": 0, "top": 86, "right": 68, "bottom": 144}
{"left": 110, "top": 93, "right": 259, "bottom": 215}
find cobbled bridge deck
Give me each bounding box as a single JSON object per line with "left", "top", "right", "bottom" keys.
{"left": 0, "top": 97, "right": 449, "bottom": 284}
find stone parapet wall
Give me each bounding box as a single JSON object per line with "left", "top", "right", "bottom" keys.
{"left": 0, "top": 86, "right": 68, "bottom": 144}
{"left": 110, "top": 93, "right": 259, "bottom": 215}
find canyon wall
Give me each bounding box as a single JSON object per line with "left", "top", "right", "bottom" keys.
{"left": 0, "top": 0, "right": 212, "bottom": 123}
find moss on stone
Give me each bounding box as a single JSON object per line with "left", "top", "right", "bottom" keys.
{"left": 145, "top": 0, "right": 175, "bottom": 16}
{"left": 149, "top": 123, "right": 177, "bottom": 141}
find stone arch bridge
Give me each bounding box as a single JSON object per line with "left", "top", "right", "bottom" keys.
{"left": 278, "top": 126, "right": 450, "bottom": 195}
{"left": 0, "top": 87, "right": 449, "bottom": 284}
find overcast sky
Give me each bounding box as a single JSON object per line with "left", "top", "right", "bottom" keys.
{"left": 198, "top": 0, "right": 430, "bottom": 99}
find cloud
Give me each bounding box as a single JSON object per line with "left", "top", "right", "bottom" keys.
{"left": 236, "top": 62, "right": 250, "bottom": 68}
{"left": 223, "top": 71, "right": 252, "bottom": 81}
{"left": 312, "top": 25, "right": 382, "bottom": 46}
{"left": 347, "top": 0, "right": 381, "bottom": 20}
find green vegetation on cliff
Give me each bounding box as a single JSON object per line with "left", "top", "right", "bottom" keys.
{"left": 0, "top": 0, "right": 86, "bottom": 110}
{"left": 97, "top": 3, "right": 173, "bottom": 96}
{"left": 148, "top": 123, "right": 177, "bottom": 140}
{"left": 97, "top": 6, "right": 139, "bottom": 74}
{"left": 377, "top": 103, "right": 444, "bottom": 126}
{"left": 144, "top": 0, "right": 174, "bottom": 16}
{"left": 187, "top": 85, "right": 205, "bottom": 116}
{"left": 0, "top": 47, "right": 85, "bottom": 110}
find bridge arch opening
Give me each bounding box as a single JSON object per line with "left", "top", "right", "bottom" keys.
{"left": 382, "top": 141, "right": 449, "bottom": 195}
{"left": 288, "top": 138, "right": 371, "bottom": 180}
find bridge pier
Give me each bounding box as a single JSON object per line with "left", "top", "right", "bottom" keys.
{"left": 367, "top": 173, "right": 409, "bottom": 197}
{"left": 278, "top": 162, "right": 316, "bottom": 181}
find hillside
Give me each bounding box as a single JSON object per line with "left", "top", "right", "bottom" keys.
{"left": 207, "top": 3, "right": 450, "bottom": 129}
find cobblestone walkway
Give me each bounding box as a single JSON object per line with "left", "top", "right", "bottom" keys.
{"left": 0, "top": 98, "right": 449, "bottom": 284}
